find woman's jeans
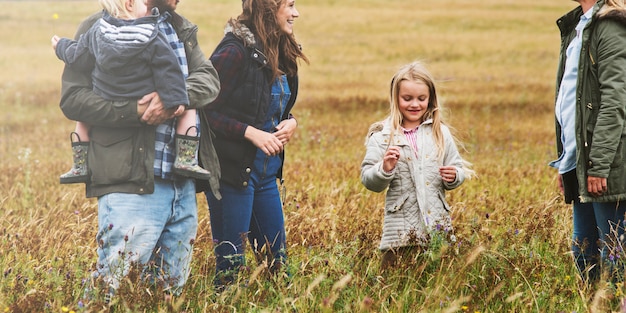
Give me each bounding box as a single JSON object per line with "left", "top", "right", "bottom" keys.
{"left": 572, "top": 198, "right": 626, "bottom": 282}
{"left": 95, "top": 177, "right": 198, "bottom": 294}
{"left": 205, "top": 164, "right": 286, "bottom": 287}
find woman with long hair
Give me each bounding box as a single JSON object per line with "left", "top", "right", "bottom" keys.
{"left": 198, "top": 0, "right": 308, "bottom": 289}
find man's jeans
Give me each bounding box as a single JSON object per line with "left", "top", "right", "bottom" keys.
{"left": 95, "top": 177, "right": 198, "bottom": 293}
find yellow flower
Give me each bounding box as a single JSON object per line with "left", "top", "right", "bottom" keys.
{"left": 53, "top": 13, "right": 59, "bottom": 20}
{"left": 61, "top": 307, "right": 69, "bottom": 312}
{"left": 461, "top": 306, "right": 468, "bottom": 311}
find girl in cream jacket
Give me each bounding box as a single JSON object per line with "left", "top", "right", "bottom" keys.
{"left": 361, "top": 61, "right": 473, "bottom": 268}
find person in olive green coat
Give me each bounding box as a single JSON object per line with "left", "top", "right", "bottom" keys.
{"left": 551, "top": 0, "right": 626, "bottom": 283}
{"left": 58, "top": 0, "right": 220, "bottom": 301}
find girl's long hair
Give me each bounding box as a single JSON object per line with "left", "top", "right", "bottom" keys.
{"left": 238, "top": 0, "right": 309, "bottom": 80}
{"left": 388, "top": 61, "right": 475, "bottom": 177}
{"left": 388, "top": 61, "right": 444, "bottom": 159}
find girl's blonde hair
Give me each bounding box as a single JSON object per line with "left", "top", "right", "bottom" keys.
{"left": 99, "top": 0, "right": 143, "bottom": 19}
{"left": 239, "top": 0, "right": 309, "bottom": 80}
{"left": 389, "top": 61, "right": 444, "bottom": 158}
{"left": 388, "top": 61, "right": 475, "bottom": 177}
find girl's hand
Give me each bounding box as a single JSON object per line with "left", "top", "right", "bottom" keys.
{"left": 439, "top": 166, "right": 457, "bottom": 183}
{"left": 383, "top": 146, "right": 401, "bottom": 173}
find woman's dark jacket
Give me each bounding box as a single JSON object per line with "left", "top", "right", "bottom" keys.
{"left": 198, "top": 20, "right": 298, "bottom": 190}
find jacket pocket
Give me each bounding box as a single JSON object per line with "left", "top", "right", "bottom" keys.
{"left": 88, "top": 128, "right": 134, "bottom": 184}
{"left": 437, "top": 191, "right": 451, "bottom": 212}
{"left": 386, "top": 192, "right": 410, "bottom": 213}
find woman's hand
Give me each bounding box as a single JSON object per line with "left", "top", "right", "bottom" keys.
{"left": 274, "top": 118, "right": 298, "bottom": 145}
{"left": 587, "top": 175, "right": 607, "bottom": 197}
{"left": 245, "top": 126, "right": 284, "bottom": 156}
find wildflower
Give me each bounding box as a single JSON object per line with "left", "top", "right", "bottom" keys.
{"left": 360, "top": 297, "right": 374, "bottom": 309}
{"left": 62, "top": 306, "right": 69, "bottom": 312}
{"left": 462, "top": 305, "right": 469, "bottom": 311}
{"left": 108, "top": 224, "right": 114, "bottom": 230}
{"left": 190, "top": 238, "right": 195, "bottom": 245}
{"left": 124, "top": 235, "right": 129, "bottom": 242}
{"left": 52, "top": 13, "right": 59, "bottom": 20}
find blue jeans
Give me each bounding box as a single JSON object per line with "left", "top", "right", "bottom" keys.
{"left": 205, "top": 159, "right": 286, "bottom": 287}
{"left": 572, "top": 198, "right": 626, "bottom": 281}
{"left": 95, "top": 177, "right": 197, "bottom": 294}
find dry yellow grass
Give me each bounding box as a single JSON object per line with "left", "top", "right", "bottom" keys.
{"left": 2, "top": 0, "right": 609, "bottom": 312}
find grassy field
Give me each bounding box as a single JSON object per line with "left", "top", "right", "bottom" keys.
{"left": 2, "top": 0, "right": 617, "bottom": 311}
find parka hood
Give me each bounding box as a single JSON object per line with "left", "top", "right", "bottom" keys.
{"left": 224, "top": 19, "right": 256, "bottom": 47}
{"left": 94, "top": 9, "right": 161, "bottom": 67}
{"left": 597, "top": 6, "right": 626, "bottom": 27}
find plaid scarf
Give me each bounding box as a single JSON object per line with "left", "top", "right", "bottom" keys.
{"left": 153, "top": 12, "right": 196, "bottom": 179}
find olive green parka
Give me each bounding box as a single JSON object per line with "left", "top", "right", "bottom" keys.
{"left": 555, "top": 0, "right": 626, "bottom": 203}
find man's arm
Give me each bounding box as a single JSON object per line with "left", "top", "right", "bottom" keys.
{"left": 186, "top": 58, "right": 220, "bottom": 109}
{"left": 182, "top": 22, "right": 220, "bottom": 109}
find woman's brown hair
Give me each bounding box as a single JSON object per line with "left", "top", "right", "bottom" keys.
{"left": 239, "top": 0, "right": 309, "bottom": 80}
